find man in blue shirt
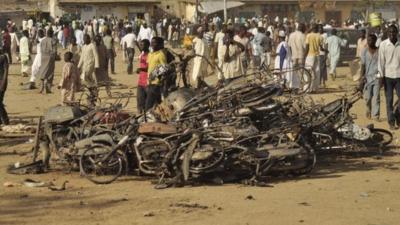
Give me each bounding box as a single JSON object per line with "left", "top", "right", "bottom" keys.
{"left": 361, "top": 34, "right": 380, "bottom": 121}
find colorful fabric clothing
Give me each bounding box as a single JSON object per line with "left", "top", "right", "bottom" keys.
{"left": 148, "top": 50, "right": 167, "bottom": 85}
{"left": 305, "top": 32, "right": 321, "bottom": 57}
{"left": 138, "top": 52, "right": 148, "bottom": 87}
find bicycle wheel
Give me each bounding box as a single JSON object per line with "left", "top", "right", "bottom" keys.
{"left": 80, "top": 145, "right": 124, "bottom": 184}
{"left": 190, "top": 142, "right": 225, "bottom": 174}
{"left": 287, "top": 67, "right": 312, "bottom": 95}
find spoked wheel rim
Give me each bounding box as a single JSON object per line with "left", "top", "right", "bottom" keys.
{"left": 292, "top": 67, "right": 312, "bottom": 95}
{"left": 190, "top": 143, "right": 225, "bottom": 174}
{"left": 80, "top": 146, "right": 123, "bottom": 184}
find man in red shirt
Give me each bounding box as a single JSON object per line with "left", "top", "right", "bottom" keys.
{"left": 136, "top": 39, "right": 150, "bottom": 114}
{"left": 63, "top": 25, "right": 70, "bottom": 49}
{"left": 2, "top": 29, "right": 12, "bottom": 64}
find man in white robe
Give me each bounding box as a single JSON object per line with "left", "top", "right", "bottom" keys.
{"left": 275, "top": 31, "right": 298, "bottom": 89}
{"left": 30, "top": 29, "right": 45, "bottom": 89}
{"left": 191, "top": 26, "right": 209, "bottom": 88}
{"left": 19, "top": 30, "right": 31, "bottom": 77}
{"left": 78, "top": 34, "right": 99, "bottom": 88}
{"left": 218, "top": 29, "right": 245, "bottom": 80}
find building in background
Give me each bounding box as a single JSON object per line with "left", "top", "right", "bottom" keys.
{"left": 3, "top": 0, "right": 400, "bottom": 26}
{"left": 175, "top": 0, "right": 400, "bottom": 25}
{"left": 0, "top": 0, "right": 49, "bottom": 27}
{"left": 53, "top": 0, "right": 161, "bottom": 22}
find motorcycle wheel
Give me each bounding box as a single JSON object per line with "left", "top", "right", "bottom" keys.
{"left": 80, "top": 146, "right": 125, "bottom": 184}
{"left": 367, "top": 128, "right": 393, "bottom": 147}
{"left": 189, "top": 142, "right": 225, "bottom": 174}
{"left": 290, "top": 143, "right": 317, "bottom": 176}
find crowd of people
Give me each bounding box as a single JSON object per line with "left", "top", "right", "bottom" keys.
{"left": 1, "top": 14, "right": 400, "bottom": 130}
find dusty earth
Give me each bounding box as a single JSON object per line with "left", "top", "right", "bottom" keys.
{"left": 0, "top": 48, "right": 400, "bottom": 225}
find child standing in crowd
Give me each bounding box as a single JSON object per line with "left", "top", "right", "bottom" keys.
{"left": 136, "top": 39, "right": 150, "bottom": 114}
{"left": 58, "top": 52, "right": 80, "bottom": 105}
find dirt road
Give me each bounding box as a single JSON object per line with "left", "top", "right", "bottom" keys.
{"left": 0, "top": 50, "right": 399, "bottom": 225}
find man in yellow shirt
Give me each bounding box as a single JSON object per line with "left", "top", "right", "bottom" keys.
{"left": 145, "top": 37, "right": 166, "bottom": 111}
{"left": 305, "top": 24, "right": 322, "bottom": 93}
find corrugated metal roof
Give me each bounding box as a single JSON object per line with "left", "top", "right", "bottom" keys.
{"left": 0, "top": 2, "right": 41, "bottom": 13}
{"left": 199, "top": 1, "right": 245, "bottom": 14}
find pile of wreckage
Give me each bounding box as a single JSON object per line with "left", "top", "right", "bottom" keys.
{"left": 7, "top": 68, "right": 393, "bottom": 188}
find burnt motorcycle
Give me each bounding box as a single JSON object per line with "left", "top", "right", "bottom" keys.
{"left": 309, "top": 92, "right": 392, "bottom": 152}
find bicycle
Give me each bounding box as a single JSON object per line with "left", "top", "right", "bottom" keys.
{"left": 256, "top": 62, "right": 312, "bottom": 95}
{"left": 79, "top": 116, "right": 138, "bottom": 184}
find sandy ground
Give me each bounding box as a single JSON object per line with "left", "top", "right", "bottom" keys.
{"left": 0, "top": 48, "right": 400, "bottom": 225}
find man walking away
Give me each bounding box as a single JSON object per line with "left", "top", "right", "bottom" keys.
{"left": 121, "top": 27, "right": 137, "bottom": 74}
{"left": 288, "top": 23, "right": 305, "bottom": 86}
{"left": 288, "top": 23, "right": 305, "bottom": 67}
{"left": 326, "top": 29, "right": 347, "bottom": 80}
{"left": 38, "top": 29, "right": 56, "bottom": 94}
{"left": 94, "top": 35, "right": 111, "bottom": 96}
{"left": 378, "top": 25, "right": 400, "bottom": 130}
{"left": 360, "top": 34, "right": 380, "bottom": 121}
{"left": 103, "top": 29, "right": 116, "bottom": 74}
{"left": 20, "top": 30, "right": 31, "bottom": 77}
{"left": 318, "top": 24, "right": 328, "bottom": 87}
{"left": 305, "top": 24, "right": 322, "bottom": 93}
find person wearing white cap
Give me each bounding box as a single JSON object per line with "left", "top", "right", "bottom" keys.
{"left": 274, "top": 30, "right": 297, "bottom": 90}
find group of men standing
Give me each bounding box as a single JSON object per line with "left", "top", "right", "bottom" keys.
{"left": 188, "top": 20, "right": 400, "bottom": 131}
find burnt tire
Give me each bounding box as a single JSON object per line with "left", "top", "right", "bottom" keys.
{"left": 368, "top": 128, "right": 393, "bottom": 147}
{"left": 79, "top": 146, "right": 125, "bottom": 184}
